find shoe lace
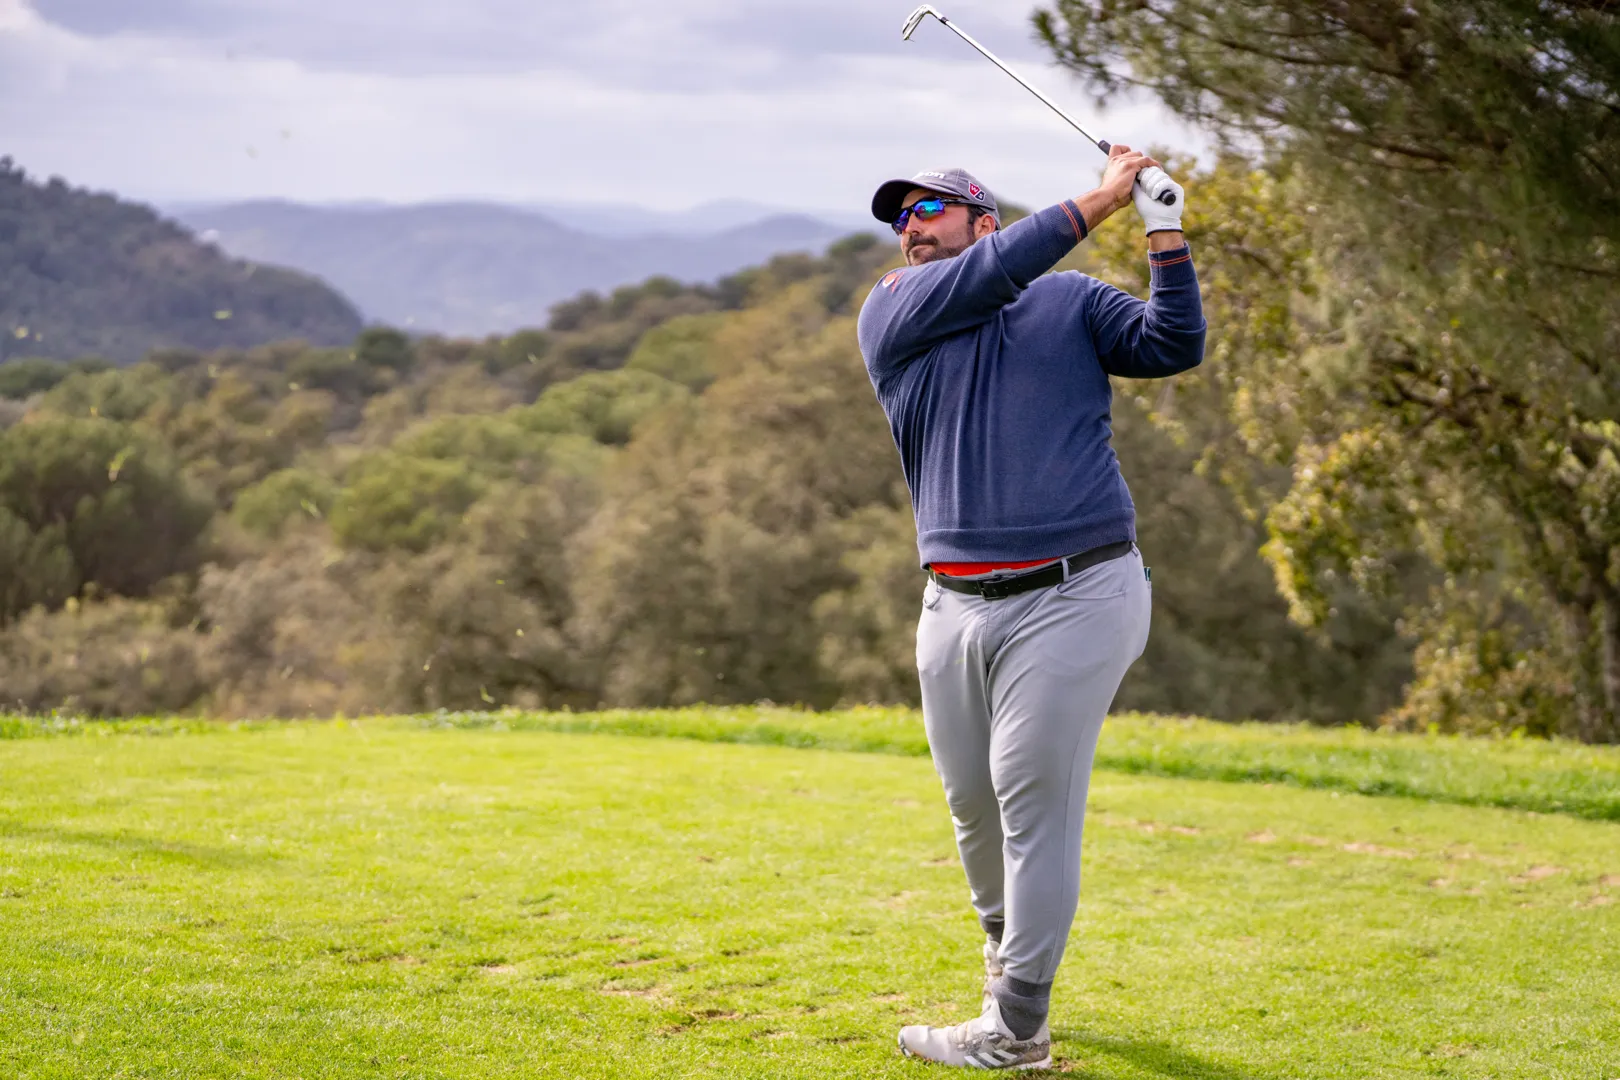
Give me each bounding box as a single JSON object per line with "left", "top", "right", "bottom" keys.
{"left": 949, "top": 1013, "right": 999, "bottom": 1050}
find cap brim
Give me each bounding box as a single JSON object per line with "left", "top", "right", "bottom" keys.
{"left": 871, "top": 178, "right": 937, "bottom": 225}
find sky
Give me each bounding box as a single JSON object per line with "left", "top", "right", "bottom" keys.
{"left": 0, "top": 0, "right": 1206, "bottom": 216}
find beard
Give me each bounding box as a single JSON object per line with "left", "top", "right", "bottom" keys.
{"left": 903, "top": 225, "right": 976, "bottom": 265}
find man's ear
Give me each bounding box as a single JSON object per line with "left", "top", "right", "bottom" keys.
{"left": 975, "top": 213, "right": 998, "bottom": 239}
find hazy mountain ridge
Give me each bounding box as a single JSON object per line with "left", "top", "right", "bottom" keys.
{"left": 172, "top": 200, "right": 870, "bottom": 337}
{"left": 0, "top": 160, "right": 364, "bottom": 365}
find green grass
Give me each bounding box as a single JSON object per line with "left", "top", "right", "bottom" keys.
{"left": 10, "top": 708, "right": 1616, "bottom": 821}
{"left": 1, "top": 718, "right": 1617, "bottom": 1078}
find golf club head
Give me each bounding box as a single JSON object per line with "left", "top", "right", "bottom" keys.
{"left": 902, "top": 5, "right": 942, "bottom": 40}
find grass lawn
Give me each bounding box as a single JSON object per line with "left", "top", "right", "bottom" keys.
{"left": 1, "top": 714, "right": 1617, "bottom": 1078}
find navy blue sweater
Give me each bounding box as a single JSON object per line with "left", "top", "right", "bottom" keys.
{"left": 856, "top": 200, "right": 1206, "bottom": 566}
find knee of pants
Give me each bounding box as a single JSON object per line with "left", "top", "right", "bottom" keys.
{"left": 940, "top": 778, "right": 999, "bottom": 832}
{"left": 990, "top": 745, "right": 1092, "bottom": 837}
{"left": 991, "top": 743, "right": 1071, "bottom": 801}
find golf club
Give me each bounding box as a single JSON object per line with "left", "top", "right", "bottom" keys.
{"left": 901, "top": 5, "right": 1177, "bottom": 206}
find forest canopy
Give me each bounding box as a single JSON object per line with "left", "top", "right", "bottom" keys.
{"left": 0, "top": 219, "right": 1422, "bottom": 733}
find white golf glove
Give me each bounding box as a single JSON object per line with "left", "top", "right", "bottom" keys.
{"left": 1132, "top": 167, "right": 1184, "bottom": 235}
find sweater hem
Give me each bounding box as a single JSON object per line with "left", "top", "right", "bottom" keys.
{"left": 918, "top": 515, "right": 1136, "bottom": 567}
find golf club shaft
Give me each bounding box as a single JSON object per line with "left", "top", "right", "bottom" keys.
{"left": 907, "top": 8, "right": 1177, "bottom": 206}
{"left": 927, "top": 14, "right": 1108, "bottom": 153}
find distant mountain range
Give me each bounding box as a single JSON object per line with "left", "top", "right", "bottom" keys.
{"left": 169, "top": 200, "right": 880, "bottom": 337}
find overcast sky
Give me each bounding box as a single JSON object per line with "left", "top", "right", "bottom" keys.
{"left": 0, "top": 0, "right": 1205, "bottom": 215}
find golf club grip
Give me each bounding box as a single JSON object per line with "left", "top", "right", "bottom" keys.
{"left": 1136, "top": 165, "right": 1177, "bottom": 206}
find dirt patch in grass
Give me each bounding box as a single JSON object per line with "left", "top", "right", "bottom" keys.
{"left": 600, "top": 983, "right": 670, "bottom": 1002}
{"left": 612, "top": 956, "right": 665, "bottom": 968}
{"left": 1342, "top": 842, "right": 1416, "bottom": 858}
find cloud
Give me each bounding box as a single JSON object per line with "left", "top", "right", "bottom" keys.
{"left": 2, "top": 0, "right": 1207, "bottom": 213}
{"left": 29, "top": 0, "right": 1053, "bottom": 81}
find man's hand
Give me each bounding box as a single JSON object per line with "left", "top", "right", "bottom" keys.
{"left": 1078, "top": 144, "right": 1161, "bottom": 233}
{"left": 1101, "top": 144, "right": 1158, "bottom": 211}
{"left": 1133, "top": 169, "right": 1184, "bottom": 238}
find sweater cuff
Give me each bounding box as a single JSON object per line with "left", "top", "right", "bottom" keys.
{"left": 1049, "top": 199, "right": 1087, "bottom": 242}
{"left": 1148, "top": 243, "right": 1195, "bottom": 287}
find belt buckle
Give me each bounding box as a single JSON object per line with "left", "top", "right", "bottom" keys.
{"left": 978, "top": 578, "right": 1015, "bottom": 601}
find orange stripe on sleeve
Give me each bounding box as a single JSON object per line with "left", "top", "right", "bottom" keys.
{"left": 1057, "top": 201, "right": 1082, "bottom": 240}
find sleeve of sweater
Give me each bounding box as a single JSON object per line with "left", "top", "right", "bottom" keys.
{"left": 856, "top": 201, "right": 1089, "bottom": 376}
{"left": 1086, "top": 244, "right": 1208, "bottom": 379}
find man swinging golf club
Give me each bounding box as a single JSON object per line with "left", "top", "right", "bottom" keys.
{"left": 856, "top": 147, "right": 1206, "bottom": 1069}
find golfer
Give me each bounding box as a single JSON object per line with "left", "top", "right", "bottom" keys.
{"left": 856, "top": 147, "right": 1205, "bottom": 1069}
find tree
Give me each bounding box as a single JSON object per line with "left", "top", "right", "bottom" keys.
{"left": 231, "top": 468, "right": 338, "bottom": 539}
{"left": 367, "top": 480, "right": 601, "bottom": 711}
{"left": 520, "top": 369, "right": 689, "bottom": 446}
{"left": 0, "top": 357, "right": 108, "bottom": 400}
{"left": 623, "top": 312, "right": 729, "bottom": 390}
{"left": 354, "top": 327, "right": 415, "bottom": 373}
{"left": 0, "top": 506, "right": 77, "bottom": 622}
{"left": 1037, "top": 0, "right": 1620, "bottom": 739}
{"left": 0, "top": 417, "right": 213, "bottom": 617}
{"left": 571, "top": 285, "right": 902, "bottom": 708}
{"left": 1036, "top": 1, "right": 1620, "bottom": 239}
{"left": 329, "top": 453, "right": 485, "bottom": 554}
{"left": 0, "top": 595, "right": 206, "bottom": 715}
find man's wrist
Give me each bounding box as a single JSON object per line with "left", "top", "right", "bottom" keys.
{"left": 1147, "top": 230, "right": 1185, "bottom": 252}
{"left": 1076, "top": 187, "right": 1127, "bottom": 233}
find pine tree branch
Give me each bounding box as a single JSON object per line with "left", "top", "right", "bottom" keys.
{"left": 1527, "top": 312, "right": 1610, "bottom": 381}
{"left": 1144, "top": 1, "right": 1405, "bottom": 77}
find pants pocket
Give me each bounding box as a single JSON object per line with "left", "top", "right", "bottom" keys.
{"left": 1050, "top": 551, "right": 1134, "bottom": 602}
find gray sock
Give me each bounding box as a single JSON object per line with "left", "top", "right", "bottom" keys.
{"left": 981, "top": 917, "right": 1005, "bottom": 944}
{"left": 990, "top": 974, "right": 1051, "bottom": 1040}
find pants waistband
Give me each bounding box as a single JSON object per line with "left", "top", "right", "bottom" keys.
{"left": 928, "top": 540, "right": 1133, "bottom": 600}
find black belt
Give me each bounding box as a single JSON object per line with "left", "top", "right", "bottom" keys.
{"left": 929, "top": 540, "right": 1133, "bottom": 601}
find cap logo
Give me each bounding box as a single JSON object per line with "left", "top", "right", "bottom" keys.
{"left": 968, "top": 182, "right": 984, "bottom": 201}
{"left": 916, "top": 171, "right": 949, "bottom": 180}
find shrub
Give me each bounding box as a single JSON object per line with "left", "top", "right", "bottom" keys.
{"left": 0, "top": 596, "right": 206, "bottom": 716}
{"left": 231, "top": 468, "right": 338, "bottom": 538}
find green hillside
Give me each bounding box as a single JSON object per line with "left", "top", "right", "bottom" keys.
{"left": 0, "top": 199, "right": 1422, "bottom": 731}
{"left": 0, "top": 159, "right": 363, "bottom": 364}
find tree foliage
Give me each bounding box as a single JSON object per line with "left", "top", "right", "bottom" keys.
{"left": 1038, "top": 0, "right": 1620, "bottom": 739}
{"left": 0, "top": 417, "right": 212, "bottom": 622}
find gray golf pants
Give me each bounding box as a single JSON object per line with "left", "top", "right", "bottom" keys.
{"left": 916, "top": 545, "right": 1150, "bottom": 986}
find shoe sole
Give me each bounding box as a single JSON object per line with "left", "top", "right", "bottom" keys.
{"left": 897, "top": 1032, "right": 1052, "bottom": 1070}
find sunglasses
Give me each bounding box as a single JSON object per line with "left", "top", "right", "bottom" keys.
{"left": 892, "top": 196, "right": 978, "bottom": 234}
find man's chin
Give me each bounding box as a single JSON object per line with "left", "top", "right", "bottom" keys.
{"left": 900, "top": 242, "right": 959, "bottom": 265}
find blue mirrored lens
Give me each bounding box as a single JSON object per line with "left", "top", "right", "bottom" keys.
{"left": 893, "top": 197, "right": 952, "bottom": 233}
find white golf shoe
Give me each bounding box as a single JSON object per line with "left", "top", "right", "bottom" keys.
{"left": 897, "top": 996, "right": 1052, "bottom": 1070}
